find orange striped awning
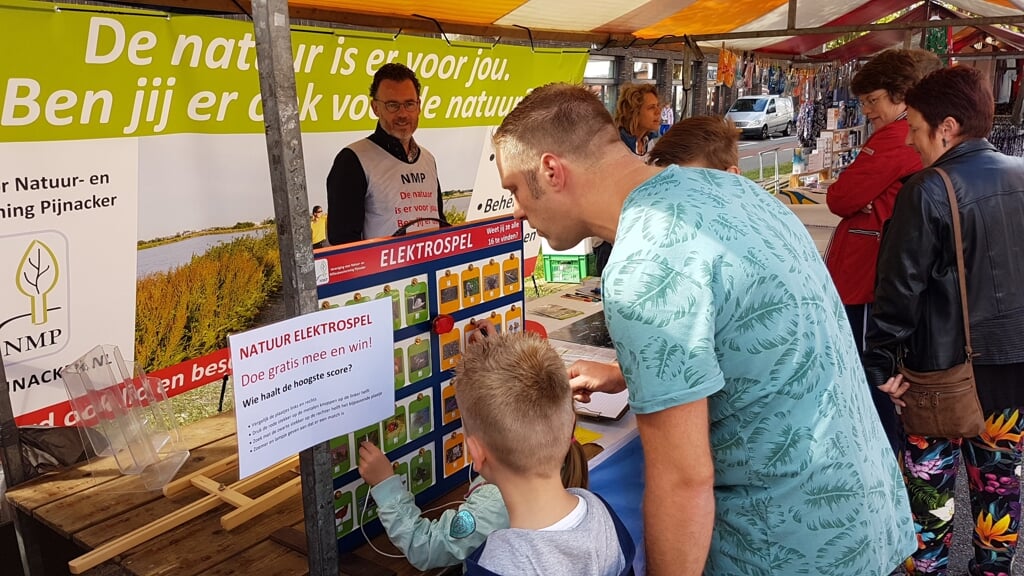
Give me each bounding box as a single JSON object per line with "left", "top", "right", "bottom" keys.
{"left": 285, "top": 0, "right": 1024, "bottom": 54}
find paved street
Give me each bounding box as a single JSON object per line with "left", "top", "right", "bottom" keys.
{"left": 736, "top": 134, "right": 799, "bottom": 175}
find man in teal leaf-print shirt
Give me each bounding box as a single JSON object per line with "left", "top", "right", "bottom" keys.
{"left": 493, "top": 84, "right": 914, "bottom": 575}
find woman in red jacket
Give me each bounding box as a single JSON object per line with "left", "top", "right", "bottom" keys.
{"left": 825, "top": 49, "right": 941, "bottom": 456}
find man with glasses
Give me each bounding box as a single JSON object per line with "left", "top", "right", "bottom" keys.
{"left": 327, "top": 63, "right": 446, "bottom": 244}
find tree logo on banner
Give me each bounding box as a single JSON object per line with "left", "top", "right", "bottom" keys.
{"left": 1, "top": 234, "right": 70, "bottom": 365}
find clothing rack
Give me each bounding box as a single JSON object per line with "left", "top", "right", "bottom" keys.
{"left": 989, "top": 115, "right": 1024, "bottom": 157}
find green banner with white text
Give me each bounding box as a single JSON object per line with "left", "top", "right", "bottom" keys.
{"left": 0, "top": 0, "right": 586, "bottom": 425}
{"left": 0, "top": 0, "right": 586, "bottom": 141}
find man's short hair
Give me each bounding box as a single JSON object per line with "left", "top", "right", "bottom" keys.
{"left": 615, "top": 83, "right": 659, "bottom": 137}
{"left": 455, "top": 332, "right": 575, "bottom": 477}
{"left": 493, "top": 83, "right": 620, "bottom": 176}
{"left": 370, "top": 63, "right": 421, "bottom": 98}
{"left": 648, "top": 116, "right": 740, "bottom": 170}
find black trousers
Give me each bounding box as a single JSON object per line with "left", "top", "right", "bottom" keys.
{"left": 847, "top": 303, "right": 903, "bottom": 457}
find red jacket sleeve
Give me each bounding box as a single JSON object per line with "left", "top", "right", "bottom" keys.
{"left": 826, "top": 124, "right": 915, "bottom": 218}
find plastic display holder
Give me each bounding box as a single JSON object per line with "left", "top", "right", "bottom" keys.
{"left": 62, "top": 345, "right": 189, "bottom": 491}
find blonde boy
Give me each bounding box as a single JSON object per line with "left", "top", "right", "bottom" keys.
{"left": 456, "top": 333, "right": 633, "bottom": 576}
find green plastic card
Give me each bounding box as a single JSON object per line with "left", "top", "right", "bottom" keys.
{"left": 356, "top": 482, "right": 378, "bottom": 523}
{"left": 383, "top": 405, "right": 408, "bottom": 453}
{"left": 408, "top": 394, "right": 433, "bottom": 441}
{"left": 411, "top": 449, "right": 434, "bottom": 495}
{"left": 394, "top": 347, "right": 406, "bottom": 389}
{"left": 392, "top": 461, "right": 410, "bottom": 492}
{"left": 334, "top": 490, "right": 354, "bottom": 537}
{"left": 353, "top": 423, "right": 381, "bottom": 465}
{"left": 376, "top": 287, "right": 401, "bottom": 331}
{"left": 329, "top": 435, "right": 351, "bottom": 478}
{"left": 344, "top": 293, "right": 371, "bottom": 306}
{"left": 404, "top": 281, "right": 429, "bottom": 325}
{"left": 407, "top": 338, "right": 432, "bottom": 383}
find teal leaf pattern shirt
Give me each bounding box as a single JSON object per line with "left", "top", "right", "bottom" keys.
{"left": 603, "top": 166, "right": 915, "bottom": 575}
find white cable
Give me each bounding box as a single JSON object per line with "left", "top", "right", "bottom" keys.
{"left": 358, "top": 464, "right": 475, "bottom": 560}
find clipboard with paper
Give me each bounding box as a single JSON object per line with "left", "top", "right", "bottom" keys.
{"left": 552, "top": 340, "right": 630, "bottom": 421}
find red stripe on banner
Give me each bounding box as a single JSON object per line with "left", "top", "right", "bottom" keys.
{"left": 316, "top": 218, "right": 522, "bottom": 285}
{"left": 148, "top": 347, "right": 232, "bottom": 395}
{"left": 15, "top": 348, "right": 232, "bottom": 427}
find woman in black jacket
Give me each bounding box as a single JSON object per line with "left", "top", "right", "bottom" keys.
{"left": 868, "top": 66, "right": 1024, "bottom": 576}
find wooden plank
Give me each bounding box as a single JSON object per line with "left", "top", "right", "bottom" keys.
{"left": 69, "top": 457, "right": 300, "bottom": 572}
{"left": 35, "top": 437, "right": 238, "bottom": 537}
{"left": 6, "top": 413, "right": 237, "bottom": 513}
{"left": 221, "top": 476, "right": 301, "bottom": 530}
{"left": 114, "top": 483, "right": 304, "bottom": 576}
{"left": 76, "top": 489, "right": 208, "bottom": 549}
{"left": 272, "top": 528, "right": 396, "bottom": 576}
{"left": 200, "top": 539, "right": 309, "bottom": 576}
{"left": 70, "top": 492, "right": 226, "bottom": 573}
{"left": 74, "top": 457, "right": 297, "bottom": 549}
{"left": 191, "top": 475, "right": 256, "bottom": 508}
{"left": 163, "top": 454, "right": 238, "bottom": 497}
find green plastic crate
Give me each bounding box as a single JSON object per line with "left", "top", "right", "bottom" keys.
{"left": 543, "top": 254, "right": 596, "bottom": 283}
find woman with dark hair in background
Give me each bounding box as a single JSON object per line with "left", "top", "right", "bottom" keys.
{"left": 825, "top": 49, "right": 941, "bottom": 456}
{"left": 869, "top": 65, "right": 1024, "bottom": 576}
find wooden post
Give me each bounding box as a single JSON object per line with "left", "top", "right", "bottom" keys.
{"left": 787, "top": 0, "right": 798, "bottom": 30}
{"left": 248, "top": 2, "right": 337, "bottom": 575}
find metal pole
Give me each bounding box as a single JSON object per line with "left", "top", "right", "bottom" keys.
{"left": 248, "top": 2, "right": 337, "bottom": 575}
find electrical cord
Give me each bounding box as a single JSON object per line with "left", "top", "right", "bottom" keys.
{"left": 358, "top": 465, "right": 473, "bottom": 559}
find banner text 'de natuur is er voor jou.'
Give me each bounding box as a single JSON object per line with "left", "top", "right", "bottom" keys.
{"left": 0, "top": 0, "right": 588, "bottom": 141}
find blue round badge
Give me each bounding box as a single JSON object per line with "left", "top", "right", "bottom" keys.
{"left": 449, "top": 510, "right": 477, "bottom": 539}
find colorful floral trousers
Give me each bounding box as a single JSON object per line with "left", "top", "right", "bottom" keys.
{"left": 903, "top": 408, "right": 1023, "bottom": 576}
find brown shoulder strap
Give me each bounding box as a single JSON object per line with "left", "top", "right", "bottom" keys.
{"left": 933, "top": 167, "right": 973, "bottom": 360}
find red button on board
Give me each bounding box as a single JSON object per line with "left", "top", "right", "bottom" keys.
{"left": 432, "top": 314, "right": 455, "bottom": 335}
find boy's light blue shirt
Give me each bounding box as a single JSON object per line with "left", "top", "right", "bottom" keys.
{"left": 370, "top": 474, "right": 508, "bottom": 570}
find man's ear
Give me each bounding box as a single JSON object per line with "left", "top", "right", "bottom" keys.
{"left": 466, "top": 435, "right": 487, "bottom": 473}
{"left": 539, "top": 152, "right": 566, "bottom": 191}
{"left": 727, "top": 165, "right": 741, "bottom": 175}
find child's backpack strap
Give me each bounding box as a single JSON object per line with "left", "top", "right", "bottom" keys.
{"left": 593, "top": 492, "right": 636, "bottom": 576}
{"left": 464, "top": 493, "right": 637, "bottom": 576}
{"left": 463, "top": 539, "right": 503, "bottom": 576}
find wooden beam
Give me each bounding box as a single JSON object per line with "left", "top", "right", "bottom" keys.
{"left": 191, "top": 475, "right": 256, "bottom": 508}
{"left": 787, "top": 0, "right": 798, "bottom": 30}
{"left": 162, "top": 454, "right": 239, "bottom": 497}
{"left": 220, "top": 475, "right": 301, "bottom": 530}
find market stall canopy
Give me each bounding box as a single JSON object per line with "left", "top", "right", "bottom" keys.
{"left": 118, "top": 0, "right": 1024, "bottom": 57}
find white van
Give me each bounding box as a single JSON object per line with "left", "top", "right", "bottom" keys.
{"left": 726, "top": 96, "right": 795, "bottom": 139}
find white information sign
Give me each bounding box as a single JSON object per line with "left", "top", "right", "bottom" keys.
{"left": 229, "top": 299, "right": 394, "bottom": 479}
{"left": 0, "top": 138, "right": 138, "bottom": 424}
{"left": 466, "top": 127, "right": 541, "bottom": 265}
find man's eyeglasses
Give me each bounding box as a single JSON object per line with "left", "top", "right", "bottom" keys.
{"left": 375, "top": 99, "right": 420, "bottom": 113}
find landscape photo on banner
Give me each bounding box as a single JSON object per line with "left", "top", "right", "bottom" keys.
{"left": 0, "top": 0, "right": 587, "bottom": 425}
